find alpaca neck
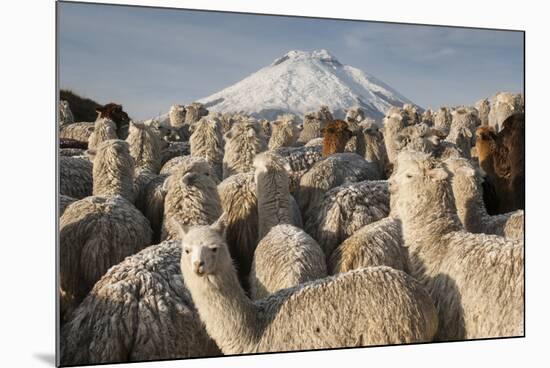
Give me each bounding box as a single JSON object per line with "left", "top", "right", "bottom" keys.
{"left": 476, "top": 142, "right": 496, "bottom": 176}
{"left": 256, "top": 168, "right": 291, "bottom": 239}
{"left": 183, "top": 261, "right": 259, "bottom": 354}
{"left": 453, "top": 176, "right": 489, "bottom": 232}
{"left": 399, "top": 184, "right": 462, "bottom": 251}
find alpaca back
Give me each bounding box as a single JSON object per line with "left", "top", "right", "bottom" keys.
{"left": 415, "top": 231, "right": 523, "bottom": 340}
{"left": 249, "top": 224, "right": 327, "bottom": 300}
{"left": 92, "top": 139, "right": 135, "bottom": 203}
{"left": 60, "top": 122, "right": 95, "bottom": 142}
{"left": 249, "top": 267, "right": 438, "bottom": 352}
{"left": 328, "top": 217, "right": 407, "bottom": 274}
{"left": 60, "top": 195, "right": 153, "bottom": 305}
{"left": 88, "top": 118, "right": 118, "bottom": 150}
{"left": 298, "top": 153, "right": 381, "bottom": 218}
{"left": 59, "top": 156, "right": 93, "bottom": 199}
{"left": 306, "top": 180, "right": 390, "bottom": 255}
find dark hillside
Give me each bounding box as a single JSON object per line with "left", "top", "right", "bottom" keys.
{"left": 60, "top": 89, "right": 101, "bottom": 122}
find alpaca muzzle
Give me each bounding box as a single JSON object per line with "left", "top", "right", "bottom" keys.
{"left": 193, "top": 261, "right": 205, "bottom": 276}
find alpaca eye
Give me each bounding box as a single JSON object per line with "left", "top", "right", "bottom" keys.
{"left": 406, "top": 174, "right": 413, "bottom": 179}
{"left": 184, "top": 249, "right": 190, "bottom": 254}
{"left": 211, "top": 248, "right": 218, "bottom": 253}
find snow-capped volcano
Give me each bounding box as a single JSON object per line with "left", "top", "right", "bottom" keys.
{"left": 196, "top": 49, "right": 419, "bottom": 121}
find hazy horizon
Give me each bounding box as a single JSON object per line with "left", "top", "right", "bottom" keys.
{"left": 58, "top": 2, "right": 524, "bottom": 120}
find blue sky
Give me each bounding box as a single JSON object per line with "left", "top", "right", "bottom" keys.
{"left": 58, "top": 2, "right": 524, "bottom": 120}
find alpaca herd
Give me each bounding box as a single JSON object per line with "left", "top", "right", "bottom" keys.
{"left": 58, "top": 92, "right": 524, "bottom": 365}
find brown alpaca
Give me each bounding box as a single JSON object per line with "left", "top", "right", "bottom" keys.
{"left": 475, "top": 114, "right": 524, "bottom": 213}
{"left": 499, "top": 113, "right": 525, "bottom": 210}
{"left": 96, "top": 103, "right": 130, "bottom": 138}
{"left": 321, "top": 120, "right": 353, "bottom": 158}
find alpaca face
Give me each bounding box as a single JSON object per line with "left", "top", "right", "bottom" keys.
{"left": 389, "top": 152, "right": 449, "bottom": 217}
{"left": 179, "top": 225, "right": 229, "bottom": 276}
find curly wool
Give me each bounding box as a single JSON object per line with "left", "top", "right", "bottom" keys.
{"left": 222, "top": 119, "right": 267, "bottom": 178}
{"left": 88, "top": 118, "right": 118, "bottom": 150}
{"left": 59, "top": 156, "right": 93, "bottom": 199}
{"left": 161, "top": 160, "right": 222, "bottom": 240}
{"left": 126, "top": 122, "right": 162, "bottom": 173}
{"left": 60, "top": 195, "right": 153, "bottom": 308}
{"left": 160, "top": 141, "right": 190, "bottom": 166}
{"left": 249, "top": 224, "right": 327, "bottom": 300}
{"left": 190, "top": 116, "right": 224, "bottom": 180}
{"left": 305, "top": 180, "right": 390, "bottom": 256}
{"left": 60, "top": 241, "right": 220, "bottom": 366}
{"left": 180, "top": 225, "right": 438, "bottom": 354}
{"left": 92, "top": 139, "right": 135, "bottom": 203}
{"left": 298, "top": 153, "right": 381, "bottom": 219}
{"left": 273, "top": 145, "right": 323, "bottom": 193}
{"left": 60, "top": 122, "right": 95, "bottom": 142}
{"left": 328, "top": 216, "right": 408, "bottom": 274}
{"left": 59, "top": 194, "right": 76, "bottom": 217}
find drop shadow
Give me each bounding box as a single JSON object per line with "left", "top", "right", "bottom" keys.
{"left": 33, "top": 353, "right": 56, "bottom": 366}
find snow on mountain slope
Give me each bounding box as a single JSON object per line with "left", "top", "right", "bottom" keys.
{"left": 195, "top": 49, "right": 419, "bottom": 121}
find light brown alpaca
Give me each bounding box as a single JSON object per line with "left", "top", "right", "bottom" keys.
{"left": 475, "top": 125, "right": 518, "bottom": 213}
{"left": 321, "top": 120, "right": 353, "bottom": 157}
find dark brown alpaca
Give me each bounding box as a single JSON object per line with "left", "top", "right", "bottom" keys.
{"left": 475, "top": 113, "right": 524, "bottom": 213}
{"left": 321, "top": 120, "right": 353, "bottom": 158}
{"left": 96, "top": 103, "right": 130, "bottom": 138}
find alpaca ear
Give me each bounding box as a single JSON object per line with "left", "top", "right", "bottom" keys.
{"left": 211, "top": 213, "right": 227, "bottom": 237}
{"left": 427, "top": 168, "right": 448, "bottom": 181}
{"left": 320, "top": 127, "right": 326, "bottom": 134}
{"left": 224, "top": 131, "right": 233, "bottom": 140}
{"left": 247, "top": 128, "right": 255, "bottom": 138}
{"left": 171, "top": 219, "right": 190, "bottom": 240}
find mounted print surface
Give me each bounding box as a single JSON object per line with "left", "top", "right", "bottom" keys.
{"left": 56, "top": 1, "right": 525, "bottom": 366}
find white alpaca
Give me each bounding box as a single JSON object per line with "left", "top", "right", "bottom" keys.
{"left": 391, "top": 151, "right": 523, "bottom": 340}
{"left": 249, "top": 152, "right": 327, "bottom": 299}
{"left": 176, "top": 219, "right": 438, "bottom": 354}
